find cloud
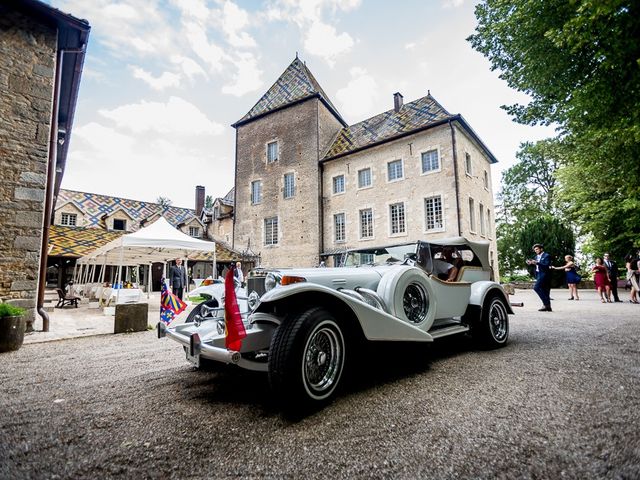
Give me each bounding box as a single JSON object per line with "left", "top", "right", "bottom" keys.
{"left": 335, "top": 67, "right": 379, "bottom": 119}
{"left": 222, "top": 52, "right": 263, "bottom": 97}
{"left": 267, "top": 0, "right": 360, "bottom": 65}
{"left": 220, "top": 1, "right": 257, "bottom": 48}
{"left": 442, "top": 0, "right": 465, "bottom": 8}
{"left": 304, "top": 21, "right": 354, "bottom": 67}
{"left": 170, "top": 55, "right": 208, "bottom": 81}
{"left": 130, "top": 66, "right": 181, "bottom": 90}
{"left": 183, "top": 20, "right": 227, "bottom": 72}
{"left": 98, "top": 97, "right": 224, "bottom": 136}
{"left": 170, "top": 0, "right": 210, "bottom": 19}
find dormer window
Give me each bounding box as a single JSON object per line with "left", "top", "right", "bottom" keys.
{"left": 60, "top": 213, "right": 77, "bottom": 226}
{"left": 189, "top": 226, "right": 200, "bottom": 238}
{"left": 113, "top": 219, "right": 127, "bottom": 231}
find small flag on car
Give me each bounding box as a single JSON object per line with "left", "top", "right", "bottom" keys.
{"left": 224, "top": 266, "right": 246, "bottom": 351}
{"left": 160, "top": 278, "right": 187, "bottom": 325}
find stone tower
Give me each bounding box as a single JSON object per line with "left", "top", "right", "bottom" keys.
{"left": 232, "top": 57, "right": 345, "bottom": 267}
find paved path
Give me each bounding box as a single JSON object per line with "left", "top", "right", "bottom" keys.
{"left": 2, "top": 288, "right": 638, "bottom": 479}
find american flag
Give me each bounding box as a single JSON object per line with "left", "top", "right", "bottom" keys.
{"left": 160, "top": 278, "right": 187, "bottom": 325}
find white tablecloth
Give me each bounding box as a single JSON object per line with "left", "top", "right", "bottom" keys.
{"left": 100, "top": 288, "right": 142, "bottom": 305}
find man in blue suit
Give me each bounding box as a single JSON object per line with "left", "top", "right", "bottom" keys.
{"left": 528, "top": 243, "right": 552, "bottom": 312}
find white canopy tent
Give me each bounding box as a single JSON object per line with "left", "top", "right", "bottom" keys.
{"left": 75, "top": 217, "right": 216, "bottom": 298}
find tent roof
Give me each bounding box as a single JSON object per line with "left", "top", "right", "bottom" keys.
{"left": 77, "top": 217, "right": 215, "bottom": 265}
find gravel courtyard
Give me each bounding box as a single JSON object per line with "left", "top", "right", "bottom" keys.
{"left": 1, "top": 288, "right": 639, "bottom": 479}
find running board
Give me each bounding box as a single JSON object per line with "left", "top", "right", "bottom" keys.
{"left": 429, "top": 324, "right": 470, "bottom": 339}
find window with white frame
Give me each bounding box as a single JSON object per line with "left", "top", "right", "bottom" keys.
{"left": 283, "top": 173, "right": 295, "bottom": 199}
{"left": 479, "top": 203, "right": 486, "bottom": 236}
{"left": 358, "top": 168, "right": 372, "bottom": 188}
{"left": 421, "top": 149, "right": 440, "bottom": 173}
{"left": 60, "top": 213, "right": 77, "bottom": 226}
{"left": 465, "top": 153, "right": 473, "bottom": 176}
{"left": 267, "top": 141, "right": 278, "bottom": 163}
{"left": 334, "top": 213, "right": 346, "bottom": 242}
{"left": 332, "top": 175, "right": 345, "bottom": 194}
{"left": 113, "top": 218, "right": 126, "bottom": 231}
{"left": 387, "top": 160, "right": 403, "bottom": 181}
{"left": 468, "top": 197, "right": 476, "bottom": 232}
{"left": 359, "top": 208, "right": 373, "bottom": 239}
{"left": 361, "top": 253, "right": 375, "bottom": 264}
{"left": 251, "top": 180, "right": 262, "bottom": 204}
{"left": 189, "top": 226, "right": 200, "bottom": 238}
{"left": 424, "top": 195, "right": 444, "bottom": 231}
{"left": 483, "top": 170, "right": 489, "bottom": 190}
{"left": 389, "top": 202, "right": 406, "bottom": 234}
{"left": 264, "top": 217, "right": 278, "bottom": 245}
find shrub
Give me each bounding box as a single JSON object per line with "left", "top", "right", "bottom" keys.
{"left": 0, "top": 303, "right": 25, "bottom": 318}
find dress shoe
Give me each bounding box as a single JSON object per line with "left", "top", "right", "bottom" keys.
{"left": 538, "top": 306, "right": 552, "bottom": 312}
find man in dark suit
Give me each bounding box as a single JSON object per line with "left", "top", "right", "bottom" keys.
{"left": 527, "top": 243, "right": 552, "bottom": 312}
{"left": 169, "top": 258, "right": 187, "bottom": 300}
{"left": 603, "top": 253, "right": 621, "bottom": 302}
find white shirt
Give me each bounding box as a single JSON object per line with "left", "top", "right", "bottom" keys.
{"left": 432, "top": 259, "right": 454, "bottom": 276}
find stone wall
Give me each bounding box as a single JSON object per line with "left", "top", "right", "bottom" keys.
{"left": 0, "top": 10, "right": 56, "bottom": 325}
{"left": 234, "top": 99, "right": 342, "bottom": 268}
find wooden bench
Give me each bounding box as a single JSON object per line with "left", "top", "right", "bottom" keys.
{"left": 55, "top": 288, "right": 80, "bottom": 308}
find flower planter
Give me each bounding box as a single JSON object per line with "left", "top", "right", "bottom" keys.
{"left": 0, "top": 315, "right": 26, "bottom": 353}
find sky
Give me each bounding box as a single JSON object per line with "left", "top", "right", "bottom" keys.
{"left": 48, "top": 0, "right": 555, "bottom": 210}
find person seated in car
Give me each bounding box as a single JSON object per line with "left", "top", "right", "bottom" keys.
{"left": 433, "top": 248, "right": 459, "bottom": 282}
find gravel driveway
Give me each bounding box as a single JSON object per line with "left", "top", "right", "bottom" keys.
{"left": 1, "top": 288, "right": 639, "bottom": 479}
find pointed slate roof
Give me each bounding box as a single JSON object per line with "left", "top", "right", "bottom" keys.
{"left": 323, "top": 94, "right": 453, "bottom": 160}
{"left": 233, "top": 57, "right": 346, "bottom": 127}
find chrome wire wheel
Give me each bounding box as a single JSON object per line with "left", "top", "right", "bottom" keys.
{"left": 403, "top": 282, "right": 429, "bottom": 324}
{"left": 302, "top": 320, "right": 345, "bottom": 400}
{"left": 488, "top": 297, "right": 508, "bottom": 342}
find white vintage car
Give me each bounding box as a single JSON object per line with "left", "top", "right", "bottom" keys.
{"left": 159, "top": 237, "right": 513, "bottom": 410}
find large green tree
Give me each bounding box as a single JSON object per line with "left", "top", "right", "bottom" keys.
{"left": 496, "top": 139, "right": 565, "bottom": 276}
{"left": 469, "top": 0, "right": 640, "bottom": 258}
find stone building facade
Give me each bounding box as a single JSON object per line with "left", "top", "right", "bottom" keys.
{"left": 232, "top": 58, "right": 500, "bottom": 273}
{"left": 0, "top": 1, "right": 89, "bottom": 328}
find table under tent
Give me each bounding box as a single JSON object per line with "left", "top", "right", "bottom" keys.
{"left": 72, "top": 217, "right": 216, "bottom": 304}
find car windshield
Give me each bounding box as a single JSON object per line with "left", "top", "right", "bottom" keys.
{"left": 342, "top": 243, "right": 417, "bottom": 266}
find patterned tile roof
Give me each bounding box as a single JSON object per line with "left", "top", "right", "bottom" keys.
{"left": 323, "top": 94, "right": 453, "bottom": 160}
{"left": 49, "top": 225, "right": 243, "bottom": 263}
{"left": 234, "top": 57, "right": 345, "bottom": 127}
{"left": 48, "top": 225, "right": 124, "bottom": 258}
{"left": 57, "top": 189, "right": 196, "bottom": 230}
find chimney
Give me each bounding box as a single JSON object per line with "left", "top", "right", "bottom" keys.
{"left": 195, "top": 185, "right": 205, "bottom": 217}
{"left": 393, "top": 92, "right": 403, "bottom": 112}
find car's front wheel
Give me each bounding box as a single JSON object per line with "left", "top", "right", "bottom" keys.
{"left": 185, "top": 298, "right": 218, "bottom": 323}
{"left": 474, "top": 293, "right": 509, "bottom": 349}
{"left": 268, "top": 307, "right": 346, "bottom": 410}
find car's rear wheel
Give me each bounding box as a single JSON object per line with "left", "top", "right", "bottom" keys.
{"left": 474, "top": 293, "right": 509, "bottom": 349}
{"left": 268, "top": 307, "right": 346, "bottom": 410}
{"left": 377, "top": 267, "right": 433, "bottom": 327}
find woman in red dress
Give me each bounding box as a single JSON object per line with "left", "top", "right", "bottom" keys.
{"left": 592, "top": 257, "right": 612, "bottom": 303}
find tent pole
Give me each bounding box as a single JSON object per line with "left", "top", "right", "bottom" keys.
{"left": 185, "top": 258, "right": 189, "bottom": 296}
{"left": 116, "top": 245, "right": 124, "bottom": 304}
{"left": 147, "top": 263, "right": 151, "bottom": 299}
{"left": 213, "top": 242, "right": 216, "bottom": 280}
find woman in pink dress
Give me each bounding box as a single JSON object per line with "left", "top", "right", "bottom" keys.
{"left": 592, "top": 257, "right": 612, "bottom": 303}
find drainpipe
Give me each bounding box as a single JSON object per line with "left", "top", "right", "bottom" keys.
{"left": 317, "top": 102, "right": 324, "bottom": 263}
{"left": 36, "top": 49, "right": 64, "bottom": 332}
{"left": 448, "top": 119, "right": 462, "bottom": 236}
{"left": 36, "top": 46, "right": 85, "bottom": 331}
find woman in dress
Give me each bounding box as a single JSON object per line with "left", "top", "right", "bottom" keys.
{"left": 625, "top": 252, "right": 639, "bottom": 303}
{"left": 552, "top": 255, "right": 581, "bottom": 300}
{"left": 592, "top": 257, "right": 612, "bottom": 303}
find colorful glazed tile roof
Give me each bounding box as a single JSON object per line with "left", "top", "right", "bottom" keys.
{"left": 323, "top": 94, "right": 453, "bottom": 160}
{"left": 57, "top": 189, "right": 196, "bottom": 230}
{"left": 234, "top": 57, "right": 344, "bottom": 126}
{"left": 49, "top": 225, "right": 243, "bottom": 263}
{"left": 48, "top": 225, "right": 124, "bottom": 258}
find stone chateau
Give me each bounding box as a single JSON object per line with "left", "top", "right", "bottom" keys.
{"left": 232, "top": 57, "right": 499, "bottom": 272}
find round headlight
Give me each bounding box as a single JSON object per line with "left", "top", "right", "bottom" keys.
{"left": 265, "top": 272, "right": 279, "bottom": 292}
{"left": 247, "top": 291, "right": 260, "bottom": 311}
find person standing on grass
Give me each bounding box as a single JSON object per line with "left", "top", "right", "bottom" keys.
{"left": 527, "top": 243, "right": 552, "bottom": 312}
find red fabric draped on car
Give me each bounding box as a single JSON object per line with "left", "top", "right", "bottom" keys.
{"left": 224, "top": 266, "right": 246, "bottom": 351}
